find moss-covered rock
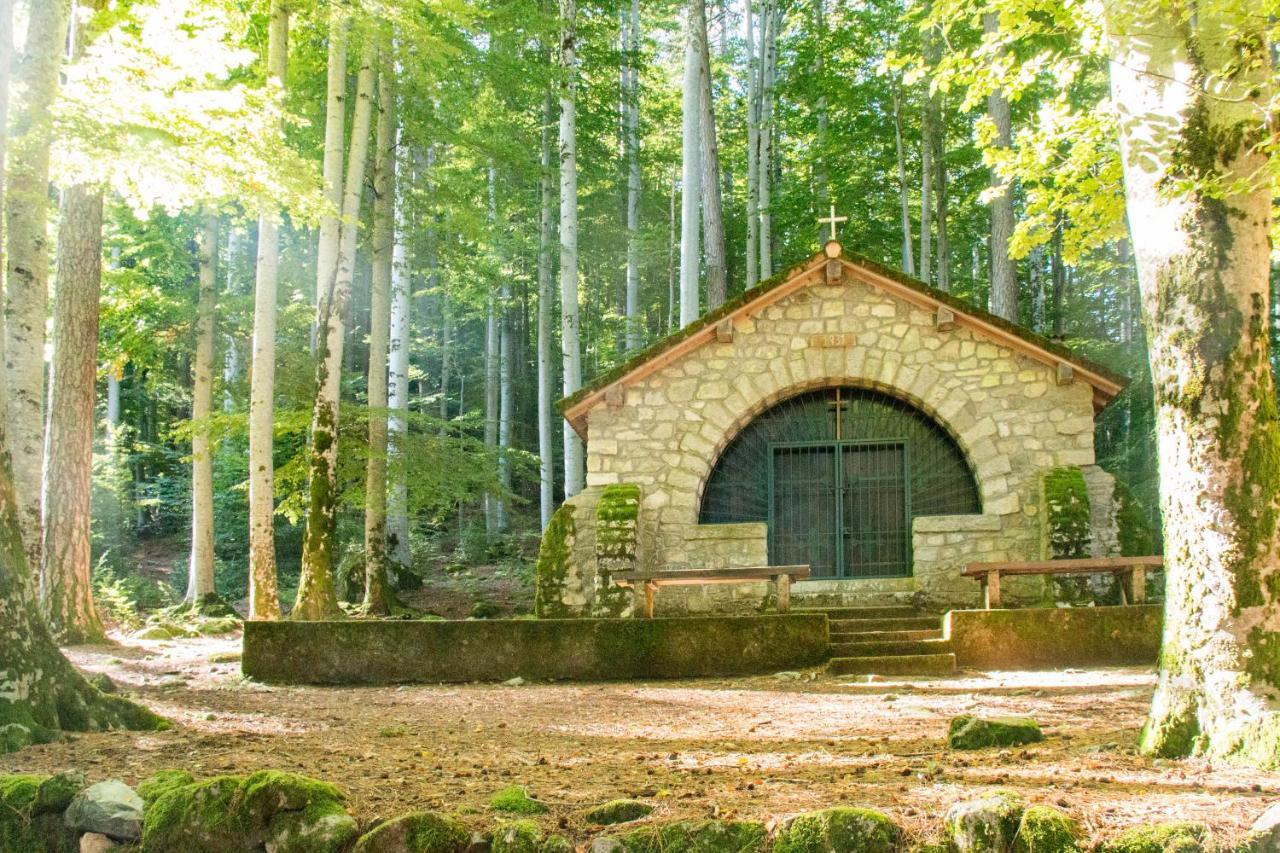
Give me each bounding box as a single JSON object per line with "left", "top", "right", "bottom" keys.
{"left": 351, "top": 811, "right": 471, "bottom": 852}
{"left": 137, "top": 770, "right": 196, "bottom": 810}
{"left": 490, "top": 785, "right": 548, "bottom": 815}
{"left": 0, "top": 773, "right": 78, "bottom": 853}
{"left": 491, "top": 819, "right": 573, "bottom": 853}
{"left": 947, "top": 716, "right": 1043, "bottom": 750}
{"left": 945, "top": 790, "right": 1024, "bottom": 853}
{"left": 533, "top": 505, "right": 577, "bottom": 618}
{"left": 584, "top": 799, "right": 653, "bottom": 826}
{"left": 773, "top": 807, "right": 901, "bottom": 853}
{"left": 622, "top": 819, "right": 768, "bottom": 852}
{"left": 1096, "top": 822, "right": 1208, "bottom": 853}
{"left": 34, "top": 770, "right": 86, "bottom": 814}
{"left": 1012, "top": 806, "right": 1082, "bottom": 853}
{"left": 140, "top": 770, "right": 358, "bottom": 852}
{"left": 0, "top": 723, "right": 34, "bottom": 754}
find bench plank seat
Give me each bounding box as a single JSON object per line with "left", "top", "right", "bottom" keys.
{"left": 963, "top": 556, "right": 1163, "bottom": 609}
{"left": 614, "top": 565, "right": 810, "bottom": 618}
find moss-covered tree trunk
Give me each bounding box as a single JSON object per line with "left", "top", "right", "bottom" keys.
{"left": 41, "top": 185, "right": 105, "bottom": 644}
{"left": 294, "top": 44, "right": 378, "bottom": 621}
{"left": 1106, "top": 0, "right": 1280, "bottom": 766}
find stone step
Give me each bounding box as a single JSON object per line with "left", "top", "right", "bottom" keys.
{"left": 794, "top": 606, "right": 920, "bottom": 620}
{"left": 828, "top": 653, "right": 957, "bottom": 677}
{"left": 830, "top": 629, "right": 944, "bottom": 644}
{"left": 831, "top": 638, "right": 953, "bottom": 657}
{"left": 829, "top": 616, "right": 942, "bottom": 633}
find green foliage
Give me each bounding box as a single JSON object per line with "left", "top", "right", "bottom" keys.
{"left": 489, "top": 786, "right": 547, "bottom": 815}
{"left": 91, "top": 559, "right": 180, "bottom": 632}
{"left": 1114, "top": 480, "right": 1156, "bottom": 558}
{"left": 1043, "top": 467, "right": 1090, "bottom": 559}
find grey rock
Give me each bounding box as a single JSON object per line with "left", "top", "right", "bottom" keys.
{"left": 80, "top": 832, "right": 119, "bottom": 853}
{"left": 1240, "top": 802, "right": 1280, "bottom": 853}
{"left": 503, "top": 677, "right": 525, "bottom": 687}
{"left": 591, "top": 838, "right": 623, "bottom": 853}
{"left": 945, "top": 790, "right": 1024, "bottom": 853}
{"left": 64, "top": 779, "right": 144, "bottom": 841}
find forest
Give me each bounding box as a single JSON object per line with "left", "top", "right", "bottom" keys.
{"left": 2, "top": 0, "right": 1280, "bottom": 849}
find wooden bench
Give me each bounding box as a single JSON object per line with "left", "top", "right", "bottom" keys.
{"left": 963, "top": 556, "right": 1164, "bottom": 609}
{"left": 614, "top": 565, "right": 811, "bottom": 619}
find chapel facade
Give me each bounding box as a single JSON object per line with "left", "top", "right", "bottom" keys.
{"left": 534, "top": 242, "right": 1130, "bottom": 616}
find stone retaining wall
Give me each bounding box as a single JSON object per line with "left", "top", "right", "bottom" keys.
{"left": 947, "top": 605, "right": 1162, "bottom": 669}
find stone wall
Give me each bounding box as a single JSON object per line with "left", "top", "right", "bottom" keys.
{"left": 544, "top": 260, "right": 1116, "bottom": 614}
{"left": 947, "top": 604, "right": 1161, "bottom": 669}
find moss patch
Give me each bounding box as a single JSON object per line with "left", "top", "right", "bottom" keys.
{"left": 489, "top": 785, "right": 547, "bottom": 815}
{"left": 0, "top": 773, "right": 78, "bottom": 853}
{"left": 945, "top": 790, "right": 1024, "bottom": 853}
{"left": 948, "top": 715, "right": 1043, "bottom": 750}
{"left": 1043, "top": 466, "right": 1091, "bottom": 559}
{"left": 491, "top": 819, "right": 572, "bottom": 853}
{"left": 533, "top": 505, "right": 576, "bottom": 619}
{"left": 140, "top": 769, "right": 358, "bottom": 852}
{"left": 584, "top": 798, "right": 653, "bottom": 825}
{"left": 1096, "top": 821, "right": 1208, "bottom": 853}
{"left": 622, "top": 819, "right": 768, "bottom": 852}
{"left": 1013, "top": 805, "right": 1082, "bottom": 853}
{"left": 352, "top": 811, "right": 471, "bottom": 852}
{"left": 773, "top": 807, "right": 901, "bottom": 853}
{"left": 595, "top": 484, "right": 642, "bottom": 618}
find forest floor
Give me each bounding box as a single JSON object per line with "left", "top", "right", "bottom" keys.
{"left": 2, "top": 634, "right": 1275, "bottom": 847}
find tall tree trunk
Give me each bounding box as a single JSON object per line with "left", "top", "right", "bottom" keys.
{"left": 679, "top": 0, "right": 703, "bottom": 327}
{"left": 41, "top": 185, "right": 104, "bottom": 644}
{"left": 312, "top": 2, "right": 348, "bottom": 354}
{"left": 623, "top": 0, "right": 641, "bottom": 350}
{"left": 6, "top": 0, "right": 68, "bottom": 581}
{"left": 756, "top": 0, "right": 775, "bottom": 281}
{"left": 0, "top": 0, "right": 14, "bottom": 418}
{"left": 919, "top": 90, "right": 933, "bottom": 284}
{"left": 484, "top": 167, "right": 500, "bottom": 533}
{"left": 892, "top": 83, "right": 915, "bottom": 277}
{"left": 497, "top": 282, "right": 513, "bottom": 533}
{"left": 247, "top": 0, "right": 288, "bottom": 621}
{"left": 364, "top": 47, "right": 395, "bottom": 615}
{"left": 386, "top": 141, "right": 411, "bottom": 567}
{"left": 932, "top": 93, "right": 950, "bottom": 292}
{"left": 537, "top": 89, "right": 556, "bottom": 530}
{"left": 1105, "top": 0, "right": 1280, "bottom": 767}
{"left": 1030, "top": 245, "right": 1045, "bottom": 333}
{"left": 294, "top": 44, "right": 378, "bottom": 621}
{"left": 698, "top": 0, "right": 726, "bottom": 311}
{"left": 811, "top": 0, "right": 828, "bottom": 230}
{"left": 1051, "top": 220, "right": 1065, "bottom": 337}
{"left": 187, "top": 215, "right": 218, "bottom": 603}
{"left": 559, "top": 0, "right": 584, "bottom": 499}
{"left": 668, "top": 169, "right": 677, "bottom": 333}
{"left": 984, "top": 12, "right": 1016, "bottom": 321}
{"left": 439, "top": 296, "right": 451, "bottom": 423}
{"left": 744, "top": 0, "right": 758, "bottom": 289}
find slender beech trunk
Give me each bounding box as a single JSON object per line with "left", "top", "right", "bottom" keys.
{"left": 744, "top": 0, "right": 758, "bottom": 289}
{"left": 678, "top": 0, "right": 703, "bottom": 327}
{"left": 537, "top": 89, "right": 556, "bottom": 529}
{"left": 667, "top": 170, "right": 677, "bottom": 333}
{"left": 364, "top": 48, "right": 395, "bottom": 615}
{"left": 0, "top": 0, "right": 14, "bottom": 418}
{"left": 497, "top": 280, "right": 513, "bottom": 533}
{"left": 1030, "top": 245, "right": 1045, "bottom": 333}
{"left": 247, "top": 0, "right": 288, "bottom": 621}
{"left": 698, "top": 0, "right": 726, "bottom": 311}
{"left": 294, "top": 45, "right": 378, "bottom": 621}
{"left": 386, "top": 140, "right": 411, "bottom": 567}
{"left": 6, "top": 0, "right": 68, "bottom": 580}
{"left": 484, "top": 167, "right": 500, "bottom": 533}
{"left": 559, "top": 0, "right": 584, "bottom": 499}
{"left": 932, "top": 93, "right": 949, "bottom": 292}
{"left": 41, "top": 185, "right": 104, "bottom": 643}
{"left": 1104, "top": 0, "right": 1280, "bottom": 766}
{"left": 312, "top": 3, "right": 348, "bottom": 353}
{"left": 439, "top": 298, "right": 451, "bottom": 423}
{"left": 623, "top": 0, "right": 641, "bottom": 350}
{"left": 811, "top": 0, "right": 828, "bottom": 228}
{"left": 892, "top": 83, "right": 914, "bottom": 276}
{"left": 984, "top": 12, "right": 1016, "bottom": 321}
{"left": 919, "top": 89, "right": 933, "bottom": 284}
{"left": 1051, "top": 221, "right": 1065, "bottom": 337}
{"left": 756, "top": 0, "right": 775, "bottom": 281}
{"left": 187, "top": 215, "right": 218, "bottom": 603}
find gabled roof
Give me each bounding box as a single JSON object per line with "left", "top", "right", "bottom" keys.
{"left": 559, "top": 243, "right": 1128, "bottom": 440}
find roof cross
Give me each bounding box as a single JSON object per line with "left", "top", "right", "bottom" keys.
{"left": 818, "top": 204, "right": 847, "bottom": 243}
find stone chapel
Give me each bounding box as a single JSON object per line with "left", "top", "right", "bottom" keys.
{"left": 534, "top": 240, "right": 1132, "bottom": 617}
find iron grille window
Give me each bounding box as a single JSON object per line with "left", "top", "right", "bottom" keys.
{"left": 698, "top": 387, "right": 981, "bottom": 578}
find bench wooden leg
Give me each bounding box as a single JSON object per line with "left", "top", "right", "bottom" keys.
{"left": 1130, "top": 566, "right": 1146, "bottom": 604}
{"left": 775, "top": 574, "right": 791, "bottom": 613}
{"left": 644, "top": 582, "right": 656, "bottom": 619}
{"left": 985, "top": 570, "right": 1001, "bottom": 609}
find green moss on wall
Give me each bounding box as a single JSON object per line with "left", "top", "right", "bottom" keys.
{"left": 534, "top": 505, "right": 576, "bottom": 619}
{"left": 1043, "top": 467, "right": 1091, "bottom": 559}
{"left": 595, "top": 484, "right": 642, "bottom": 618}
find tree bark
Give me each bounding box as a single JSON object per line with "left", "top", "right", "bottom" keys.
{"left": 294, "top": 44, "right": 378, "bottom": 621}
{"left": 537, "top": 89, "right": 556, "bottom": 530}
{"left": 667, "top": 169, "right": 677, "bottom": 333}
{"left": 623, "top": 0, "right": 642, "bottom": 349}
{"left": 0, "top": 0, "right": 14, "bottom": 419}
{"left": 698, "top": 0, "right": 726, "bottom": 311}
{"left": 1030, "top": 245, "right": 1045, "bottom": 333}
{"left": 559, "top": 0, "right": 584, "bottom": 499}
{"left": 484, "top": 166, "right": 500, "bottom": 533}
{"left": 41, "top": 185, "right": 104, "bottom": 644}
{"left": 247, "top": 0, "right": 289, "bottom": 621}
{"left": 386, "top": 139, "right": 411, "bottom": 568}
{"left": 6, "top": 0, "right": 68, "bottom": 581}
{"left": 756, "top": 0, "right": 776, "bottom": 281}
{"left": 811, "top": 0, "right": 828, "bottom": 232}
{"left": 364, "top": 47, "right": 395, "bottom": 615}
{"left": 984, "top": 12, "right": 1016, "bottom": 322}
{"left": 744, "top": 0, "right": 758, "bottom": 289}
{"left": 892, "top": 82, "right": 914, "bottom": 277}
{"left": 679, "top": 0, "right": 703, "bottom": 327}
{"left": 187, "top": 215, "right": 218, "bottom": 603}
{"left": 312, "top": 2, "right": 348, "bottom": 354}
{"left": 1106, "top": 0, "right": 1280, "bottom": 767}
{"left": 932, "top": 93, "right": 950, "bottom": 292}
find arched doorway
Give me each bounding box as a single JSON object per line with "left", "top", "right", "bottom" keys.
{"left": 698, "top": 386, "right": 980, "bottom": 579}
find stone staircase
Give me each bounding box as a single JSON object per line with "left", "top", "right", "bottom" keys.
{"left": 799, "top": 605, "right": 956, "bottom": 677}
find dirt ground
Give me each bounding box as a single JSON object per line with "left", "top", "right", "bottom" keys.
{"left": 2, "top": 633, "right": 1276, "bottom": 848}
